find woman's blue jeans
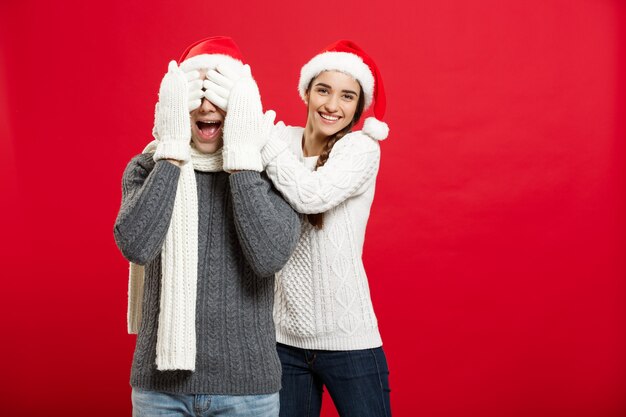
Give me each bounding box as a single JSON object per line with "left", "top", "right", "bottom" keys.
{"left": 276, "top": 343, "right": 392, "bottom": 417}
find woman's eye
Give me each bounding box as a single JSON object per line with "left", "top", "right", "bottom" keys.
{"left": 342, "top": 94, "right": 355, "bottom": 101}
{"left": 316, "top": 88, "right": 328, "bottom": 94}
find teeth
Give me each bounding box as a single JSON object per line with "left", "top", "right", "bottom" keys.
{"left": 320, "top": 113, "right": 339, "bottom": 121}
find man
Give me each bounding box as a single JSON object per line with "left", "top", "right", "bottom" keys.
{"left": 114, "top": 36, "right": 299, "bottom": 416}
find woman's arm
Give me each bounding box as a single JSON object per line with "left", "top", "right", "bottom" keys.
{"left": 113, "top": 154, "right": 180, "bottom": 264}
{"left": 264, "top": 131, "right": 380, "bottom": 214}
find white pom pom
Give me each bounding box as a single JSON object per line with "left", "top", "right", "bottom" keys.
{"left": 362, "top": 117, "right": 389, "bottom": 141}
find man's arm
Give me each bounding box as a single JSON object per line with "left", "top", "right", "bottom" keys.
{"left": 114, "top": 154, "right": 180, "bottom": 265}
{"left": 230, "top": 171, "right": 301, "bottom": 277}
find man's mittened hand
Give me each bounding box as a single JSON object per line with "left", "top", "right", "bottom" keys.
{"left": 203, "top": 63, "right": 251, "bottom": 111}
{"left": 153, "top": 60, "right": 192, "bottom": 163}
{"left": 185, "top": 70, "right": 204, "bottom": 112}
{"left": 222, "top": 75, "right": 275, "bottom": 172}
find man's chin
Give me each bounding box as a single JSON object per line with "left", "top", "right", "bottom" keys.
{"left": 191, "top": 138, "right": 223, "bottom": 154}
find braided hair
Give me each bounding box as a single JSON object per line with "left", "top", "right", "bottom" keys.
{"left": 306, "top": 79, "right": 366, "bottom": 229}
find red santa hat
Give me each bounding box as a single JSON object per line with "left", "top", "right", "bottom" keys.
{"left": 298, "top": 39, "right": 389, "bottom": 140}
{"left": 178, "top": 36, "right": 244, "bottom": 72}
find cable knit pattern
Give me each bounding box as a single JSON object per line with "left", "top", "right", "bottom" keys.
{"left": 267, "top": 127, "right": 383, "bottom": 350}
{"left": 265, "top": 127, "right": 381, "bottom": 214}
{"left": 127, "top": 144, "right": 223, "bottom": 371}
{"left": 230, "top": 171, "right": 301, "bottom": 277}
{"left": 274, "top": 221, "right": 316, "bottom": 337}
{"left": 114, "top": 153, "right": 300, "bottom": 394}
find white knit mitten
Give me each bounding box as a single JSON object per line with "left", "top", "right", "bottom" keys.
{"left": 153, "top": 60, "right": 191, "bottom": 163}
{"left": 260, "top": 121, "right": 290, "bottom": 167}
{"left": 184, "top": 69, "right": 204, "bottom": 112}
{"left": 203, "top": 63, "right": 251, "bottom": 111}
{"left": 220, "top": 75, "right": 276, "bottom": 172}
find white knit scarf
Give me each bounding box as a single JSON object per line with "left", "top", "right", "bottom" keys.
{"left": 127, "top": 141, "right": 223, "bottom": 371}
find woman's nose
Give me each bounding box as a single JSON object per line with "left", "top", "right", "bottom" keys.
{"left": 324, "top": 95, "right": 339, "bottom": 112}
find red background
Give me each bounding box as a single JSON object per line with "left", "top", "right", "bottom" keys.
{"left": 1, "top": 1, "right": 625, "bottom": 416}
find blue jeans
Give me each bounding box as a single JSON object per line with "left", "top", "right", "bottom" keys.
{"left": 131, "top": 388, "right": 279, "bottom": 417}
{"left": 276, "top": 343, "right": 392, "bottom": 417}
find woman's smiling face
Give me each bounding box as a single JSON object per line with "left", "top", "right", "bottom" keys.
{"left": 305, "top": 70, "right": 361, "bottom": 138}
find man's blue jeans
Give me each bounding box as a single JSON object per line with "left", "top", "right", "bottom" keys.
{"left": 131, "top": 388, "right": 279, "bottom": 417}
{"left": 276, "top": 343, "right": 392, "bottom": 417}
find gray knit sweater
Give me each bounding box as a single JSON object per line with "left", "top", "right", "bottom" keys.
{"left": 114, "top": 153, "right": 300, "bottom": 395}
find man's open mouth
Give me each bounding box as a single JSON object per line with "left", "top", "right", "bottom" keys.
{"left": 196, "top": 120, "right": 222, "bottom": 139}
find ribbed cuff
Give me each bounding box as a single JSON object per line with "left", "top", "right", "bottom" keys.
{"left": 153, "top": 140, "right": 191, "bottom": 163}
{"left": 261, "top": 135, "right": 289, "bottom": 167}
{"left": 223, "top": 144, "right": 263, "bottom": 172}
{"left": 229, "top": 170, "right": 262, "bottom": 186}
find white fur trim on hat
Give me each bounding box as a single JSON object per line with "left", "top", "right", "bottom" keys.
{"left": 179, "top": 54, "right": 243, "bottom": 72}
{"left": 362, "top": 117, "right": 389, "bottom": 141}
{"left": 299, "top": 52, "right": 375, "bottom": 110}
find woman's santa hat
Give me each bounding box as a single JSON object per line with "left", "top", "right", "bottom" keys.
{"left": 298, "top": 39, "right": 389, "bottom": 140}
{"left": 178, "top": 35, "right": 244, "bottom": 72}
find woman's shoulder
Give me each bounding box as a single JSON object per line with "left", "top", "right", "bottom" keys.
{"left": 334, "top": 130, "right": 381, "bottom": 154}
{"left": 338, "top": 116, "right": 389, "bottom": 151}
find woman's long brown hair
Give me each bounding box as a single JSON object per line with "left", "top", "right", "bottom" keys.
{"left": 306, "top": 79, "right": 366, "bottom": 229}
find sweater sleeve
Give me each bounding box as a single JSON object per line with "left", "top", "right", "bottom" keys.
{"left": 229, "top": 171, "right": 301, "bottom": 277}
{"left": 264, "top": 131, "right": 381, "bottom": 214}
{"left": 113, "top": 153, "right": 181, "bottom": 265}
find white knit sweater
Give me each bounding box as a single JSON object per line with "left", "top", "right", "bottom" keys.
{"left": 265, "top": 126, "right": 383, "bottom": 350}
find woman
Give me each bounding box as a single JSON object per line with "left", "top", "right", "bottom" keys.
{"left": 206, "top": 39, "right": 391, "bottom": 417}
